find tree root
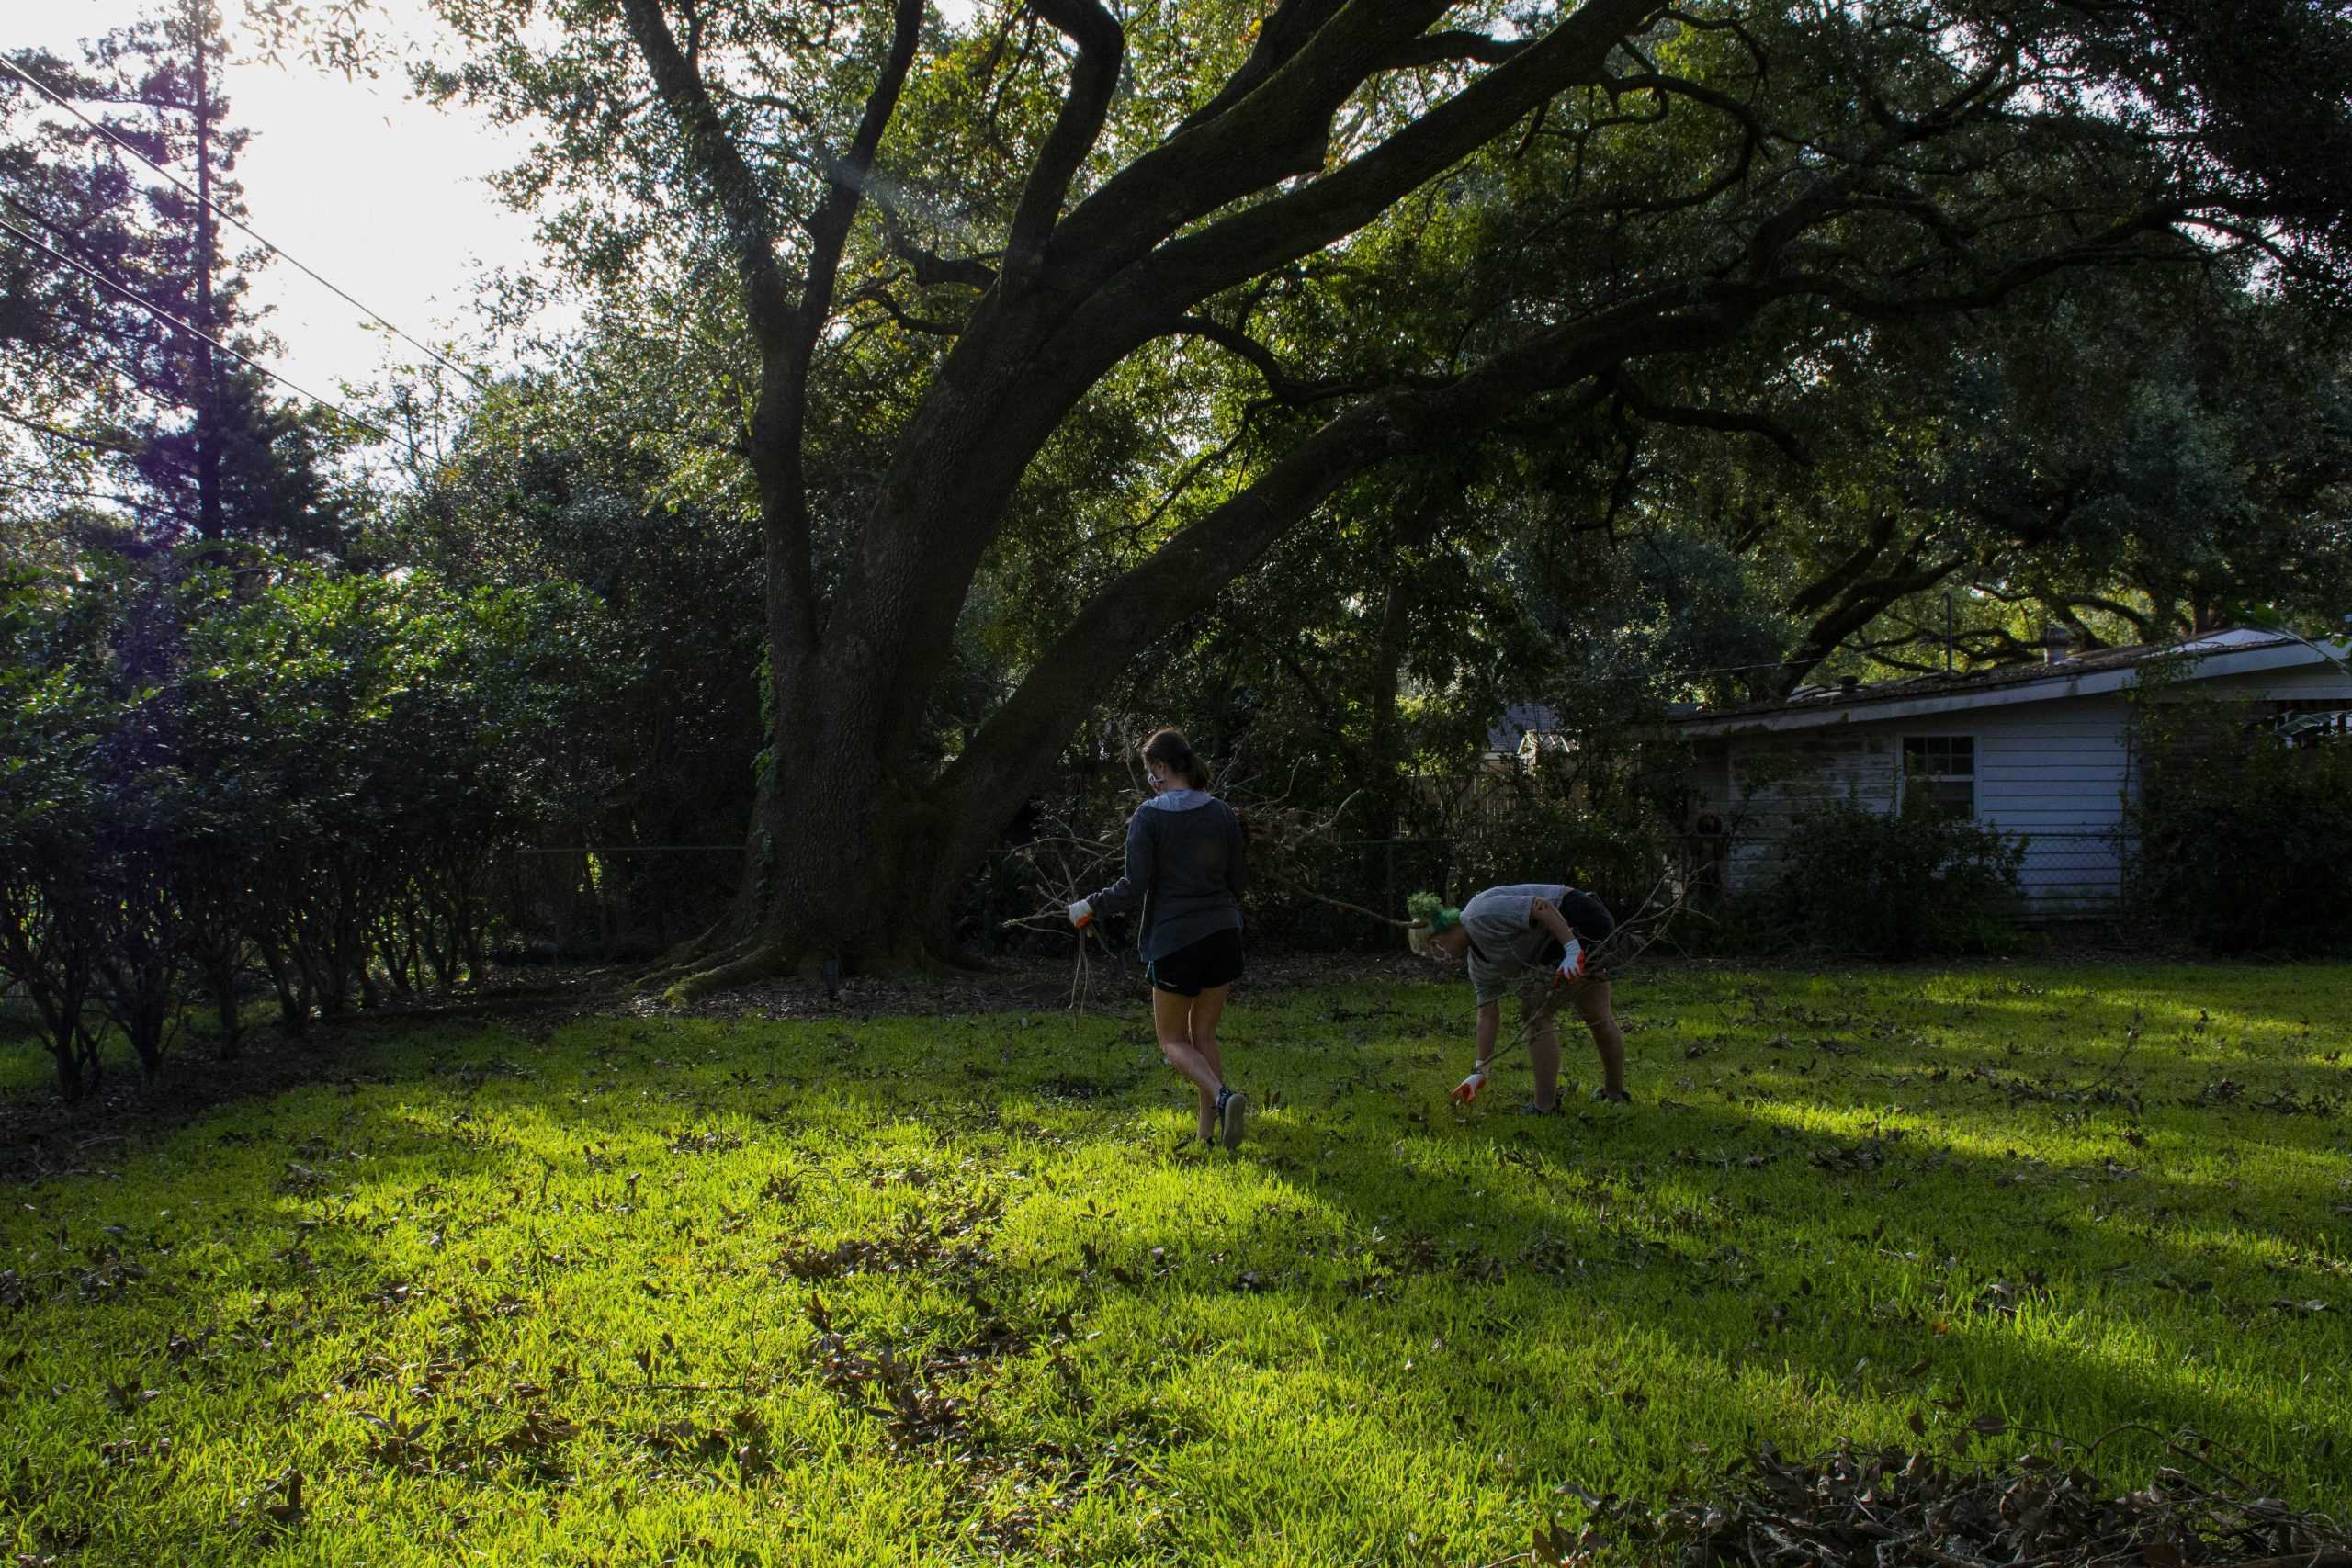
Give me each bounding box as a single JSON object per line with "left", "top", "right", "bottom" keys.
{"left": 658, "top": 941, "right": 789, "bottom": 1007}
{"left": 637, "top": 915, "right": 738, "bottom": 988}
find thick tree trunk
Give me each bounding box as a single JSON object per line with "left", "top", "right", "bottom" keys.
{"left": 654, "top": 646, "right": 958, "bottom": 997}
{"left": 748, "top": 707, "right": 935, "bottom": 967}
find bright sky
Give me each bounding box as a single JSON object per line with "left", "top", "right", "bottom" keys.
{"left": 16, "top": 0, "right": 560, "bottom": 400}
{"left": 17, "top": 1, "right": 981, "bottom": 416}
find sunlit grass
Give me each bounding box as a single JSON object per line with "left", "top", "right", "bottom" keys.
{"left": 3, "top": 962, "right": 2348, "bottom": 1565}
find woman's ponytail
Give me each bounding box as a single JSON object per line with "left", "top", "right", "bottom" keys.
{"left": 1141, "top": 728, "right": 1209, "bottom": 790}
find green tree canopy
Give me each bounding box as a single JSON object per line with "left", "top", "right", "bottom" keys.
{"left": 348, "top": 0, "right": 2352, "bottom": 983}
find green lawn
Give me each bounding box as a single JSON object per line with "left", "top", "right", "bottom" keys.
{"left": 3, "top": 963, "right": 2348, "bottom": 1565}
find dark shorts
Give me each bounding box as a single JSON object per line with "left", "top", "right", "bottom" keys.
{"left": 1147, "top": 927, "right": 1245, "bottom": 997}
{"left": 1534, "top": 889, "right": 1617, "bottom": 966}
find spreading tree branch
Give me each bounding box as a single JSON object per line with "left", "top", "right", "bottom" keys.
{"left": 1169, "top": 316, "right": 1389, "bottom": 404}
{"left": 797, "top": 0, "right": 925, "bottom": 338}
{"left": 1174, "top": 0, "right": 1352, "bottom": 133}
{"left": 934, "top": 279, "right": 1755, "bottom": 839}
{"left": 1380, "top": 30, "right": 1531, "bottom": 70}
{"left": 1004, "top": 0, "right": 1123, "bottom": 287}
{"left": 1059, "top": 0, "right": 1660, "bottom": 323}
{"left": 1607, "top": 367, "right": 1810, "bottom": 464}
{"left": 880, "top": 209, "right": 998, "bottom": 290}
{"left": 615, "top": 0, "right": 793, "bottom": 359}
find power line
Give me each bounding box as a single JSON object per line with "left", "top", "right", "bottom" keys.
{"left": 0, "top": 215, "right": 392, "bottom": 442}
{"left": 0, "top": 51, "right": 490, "bottom": 393}
{"left": 2, "top": 192, "right": 389, "bottom": 441}
{"left": 0, "top": 479, "right": 195, "bottom": 523}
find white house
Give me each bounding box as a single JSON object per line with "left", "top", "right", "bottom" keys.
{"left": 1670, "top": 628, "right": 2352, "bottom": 918}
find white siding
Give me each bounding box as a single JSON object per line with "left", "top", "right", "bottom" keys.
{"left": 1971, "top": 697, "right": 2135, "bottom": 915}
{"left": 2180, "top": 661, "right": 2352, "bottom": 702}
{"left": 1693, "top": 699, "right": 2135, "bottom": 917}
{"left": 1684, "top": 652, "right": 2352, "bottom": 919}
{"left": 1703, "top": 731, "right": 1900, "bottom": 892}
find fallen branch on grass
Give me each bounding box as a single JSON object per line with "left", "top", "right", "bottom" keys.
{"left": 1001, "top": 826, "right": 1125, "bottom": 1009}
{"left": 1514, "top": 1424, "right": 2352, "bottom": 1568}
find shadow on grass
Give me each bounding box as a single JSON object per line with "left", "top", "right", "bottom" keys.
{"left": 389, "top": 1004, "right": 2351, "bottom": 1500}
{"left": 3, "top": 975, "right": 2345, "bottom": 1565}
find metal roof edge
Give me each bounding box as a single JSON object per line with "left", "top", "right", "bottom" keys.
{"left": 1670, "top": 637, "right": 2346, "bottom": 739}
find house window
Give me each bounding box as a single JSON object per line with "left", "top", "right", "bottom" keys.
{"left": 1903, "top": 735, "right": 1975, "bottom": 817}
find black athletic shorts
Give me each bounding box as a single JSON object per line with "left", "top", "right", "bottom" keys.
{"left": 1148, "top": 926, "right": 1245, "bottom": 997}
{"left": 1534, "top": 889, "right": 1616, "bottom": 966}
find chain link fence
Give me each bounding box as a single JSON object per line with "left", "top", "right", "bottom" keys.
{"left": 2011, "top": 829, "right": 2133, "bottom": 921}
{"left": 1713, "top": 826, "right": 2132, "bottom": 924}
{"left": 487, "top": 822, "right": 2134, "bottom": 964}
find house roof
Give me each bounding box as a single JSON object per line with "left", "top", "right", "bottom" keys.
{"left": 1671, "top": 628, "right": 2352, "bottom": 739}
{"left": 1486, "top": 702, "right": 1559, "bottom": 753}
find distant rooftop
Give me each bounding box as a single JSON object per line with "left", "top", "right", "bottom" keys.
{"left": 1676, "top": 627, "right": 2320, "bottom": 727}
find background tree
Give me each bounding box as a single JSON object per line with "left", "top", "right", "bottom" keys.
{"left": 384, "top": 309, "right": 770, "bottom": 852}
{"left": 1, "top": 3, "right": 356, "bottom": 564}
{"left": 1645, "top": 262, "right": 2352, "bottom": 693}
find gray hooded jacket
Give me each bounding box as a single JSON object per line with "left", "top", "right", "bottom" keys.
{"left": 1085, "top": 789, "right": 1248, "bottom": 962}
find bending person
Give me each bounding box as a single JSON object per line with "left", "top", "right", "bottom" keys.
{"left": 1408, "top": 883, "right": 1629, "bottom": 1113}
{"left": 1071, "top": 728, "right": 1252, "bottom": 1149}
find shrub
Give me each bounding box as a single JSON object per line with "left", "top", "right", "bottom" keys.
{"left": 1739, "top": 795, "right": 2027, "bottom": 958}
{"left": 2128, "top": 694, "right": 2352, "bottom": 953}
{"left": 0, "top": 552, "right": 603, "bottom": 1100}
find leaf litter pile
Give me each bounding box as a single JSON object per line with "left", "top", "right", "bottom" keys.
{"left": 1540, "top": 1432, "right": 2352, "bottom": 1567}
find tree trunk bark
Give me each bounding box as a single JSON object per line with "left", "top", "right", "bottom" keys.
{"left": 654, "top": 649, "right": 956, "bottom": 998}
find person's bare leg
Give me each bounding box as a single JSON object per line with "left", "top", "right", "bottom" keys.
{"left": 1185, "top": 984, "right": 1247, "bottom": 1147}
{"left": 1193, "top": 1021, "right": 1217, "bottom": 1141}
{"left": 1574, "top": 978, "right": 1627, "bottom": 1097}
{"left": 1187, "top": 986, "right": 1228, "bottom": 1134}
{"left": 1152, "top": 987, "right": 1225, "bottom": 1119}
{"left": 1521, "top": 983, "right": 1563, "bottom": 1109}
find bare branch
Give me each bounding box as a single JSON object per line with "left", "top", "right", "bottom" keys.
{"left": 0, "top": 408, "right": 143, "bottom": 457}
{"left": 1168, "top": 315, "right": 1389, "bottom": 404}
{"left": 1766, "top": 200, "right": 2209, "bottom": 318}
{"left": 1607, "top": 367, "right": 1810, "bottom": 464}
{"left": 846, "top": 286, "right": 963, "bottom": 339}
{"left": 880, "top": 210, "right": 998, "bottom": 290}
{"left": 615, "top": 0, "right": 793, "bottom": 357}
{"left": 798, "top": 0, "right": 926, "bottom": 334}
{"left": 1109, "top": 406, "right": 1261, "bottom": 549}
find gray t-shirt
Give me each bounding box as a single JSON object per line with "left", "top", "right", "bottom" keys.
{"left": 1460, "top": 883, "right": 1571, "bottom": 1006}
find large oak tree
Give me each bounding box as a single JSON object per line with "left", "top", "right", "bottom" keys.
{"left": 413, "top": 0, "right": 2349, "bottom": 987}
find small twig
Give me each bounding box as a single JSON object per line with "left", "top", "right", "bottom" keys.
{"left": 1000, "top": 814, "right": 1123, "bottom": 1010}
{"left": 1254, "top": 867, "right": 1417, "bottom": 928}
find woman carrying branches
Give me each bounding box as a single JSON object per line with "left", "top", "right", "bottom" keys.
{"left": 1409, "top": 884, "right": 1632, "bottom": 1114}
{"left": 1069, "top": 728, "right": 1253, "bottom": 1150}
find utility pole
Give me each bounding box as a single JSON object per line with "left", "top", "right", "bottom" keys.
{"left": 189, "top": 0, "right": 222, "bottom": 541}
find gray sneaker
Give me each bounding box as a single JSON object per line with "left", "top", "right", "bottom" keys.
{"left": 1593, "top": 1087, "right": 1633, "bottom": 1105}
{"left": 1218, "top": 1089, "right": 1249, "bottom": 1150}
{"left": 1517, "top": 1099, "right": 1566, "bottom": 1117}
